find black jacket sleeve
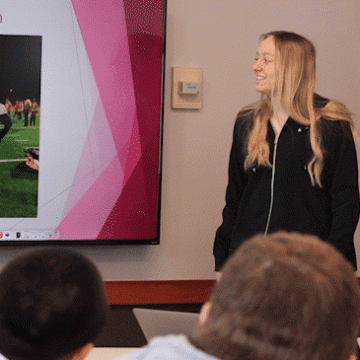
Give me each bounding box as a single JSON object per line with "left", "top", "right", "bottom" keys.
{"left": 325, "top": 121, "right": 359, "bottom": 269}
{"left": 0, "top": 113, "right": 12, "bottom": 141}
{"left": 213, "top": 113, "right": 251, "bottom": 271}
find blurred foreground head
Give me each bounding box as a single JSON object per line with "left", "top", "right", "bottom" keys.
{"left": 0, "top": 248, "right": 109, "bottom": 360}
{"left": 192, "top": 232, "right": 360, "bottom": 360}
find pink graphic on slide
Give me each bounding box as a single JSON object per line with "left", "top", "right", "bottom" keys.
{"left": 56, "top": 156, "right": 123, "bottom": 240}
{"left": 98, "top": 0, "right": 164, "bottom": 239}
{"left": 57, "top": 0, "right": 139, "bottom": 238}
{"left": 57, "top": 0, "right": 164, "bottom": 241}
{"left": 61, "top": 98, "right": 122, "bottom": 220}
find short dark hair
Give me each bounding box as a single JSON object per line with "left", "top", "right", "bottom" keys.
{"left": 0, "top": 248, "right": 109, "bottom": 360}
{"left": 191, "top": 232, "right": 360, "bottom": 360}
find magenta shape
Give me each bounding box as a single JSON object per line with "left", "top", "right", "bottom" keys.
{"left": 56, "top": 155, "right": 123, "bottom": 240}
{"left": 98, "top": 156, "right": 156, "bottom": 240}
{"left": 58, "top": 0, "right": 139, "bottom": 238}
{"left": 63, "top": 98, "right": 121, "bottom": 218}
{"left": 98, "top": 0, "right": 165, "bottom": 240}
{"left": 63, "top": 0, "right": 165, "bottom": 241}
{"left": 71, "top": 0, "right": 136, "bottom": 155}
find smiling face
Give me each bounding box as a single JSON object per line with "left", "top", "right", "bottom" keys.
{"left": 253, "top": 36, "right": 276, "bottom": 95}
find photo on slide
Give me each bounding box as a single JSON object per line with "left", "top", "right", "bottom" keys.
{"left": 0, "top": 35, "right": 41, "bottom": 218}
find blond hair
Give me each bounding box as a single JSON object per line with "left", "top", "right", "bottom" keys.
{"left": 245, "top": 31, "right": 355, "bottom": 187}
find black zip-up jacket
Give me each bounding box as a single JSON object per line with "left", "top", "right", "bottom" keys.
{"left": 213, "top": 105, "right": 359, "bottom": 271}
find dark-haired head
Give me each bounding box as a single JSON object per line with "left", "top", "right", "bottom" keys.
{"left": 0, "top": 248, "right": 109, "bottom": 360}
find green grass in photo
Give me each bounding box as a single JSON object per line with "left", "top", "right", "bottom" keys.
{"left": 0, "top": 162, "right": 38, "bottom": 217}
{"left": 0, "top": 114, "right": 40, "bottom": 217}
{"left": 0, "top": 118, "right": 40, "bottom": 160}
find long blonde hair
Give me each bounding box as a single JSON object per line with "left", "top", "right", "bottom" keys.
{"left": 245, "top": 31, "right": 355, "bottom": 187}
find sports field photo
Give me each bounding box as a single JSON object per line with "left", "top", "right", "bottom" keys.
{"left": 0, "top": 35, "right": 41, "bottom": 218}
{"left": 0, "top": 110, "right": 40, "bottom": 217}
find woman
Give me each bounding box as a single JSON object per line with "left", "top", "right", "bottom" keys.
{"left": 213, "top": 31, "right": 359, "bottom": 272}
{"left": 23, "top": 99, "right": 32, "bottom": 127}
{"left": 29, "top": 100, "right": 39, "bottom": 127}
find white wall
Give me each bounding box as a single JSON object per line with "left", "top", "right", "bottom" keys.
{"left": 1, "top": 0, "right": 359, "bottom": 279}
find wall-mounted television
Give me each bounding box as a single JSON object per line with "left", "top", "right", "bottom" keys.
{"left": 0, "top": 0, "right": 166, "bottom": 245}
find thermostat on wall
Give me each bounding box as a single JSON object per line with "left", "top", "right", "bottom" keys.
{"left": 179, "top": 82, "right": 201, "bottom": 95}
{"left": 172, "top": 67, "right": 203, "bottom": 109}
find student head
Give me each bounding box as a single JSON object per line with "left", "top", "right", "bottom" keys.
{"left": 191, "top": 232, "right": 360, "bottom": 360}
{"left": 0, "top": 248, "right": 109, "bottom": 360}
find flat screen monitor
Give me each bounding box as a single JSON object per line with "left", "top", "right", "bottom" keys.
{"left": 0, "top": 0, "right": 166, "bottom": 245}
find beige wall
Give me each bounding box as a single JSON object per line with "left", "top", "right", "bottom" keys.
{"left": 0, "top": 0, "right": 359, "bottom": 279}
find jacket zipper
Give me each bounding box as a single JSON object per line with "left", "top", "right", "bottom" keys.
{"left": 264, "top": 134, "right": 279, "bottom": 235}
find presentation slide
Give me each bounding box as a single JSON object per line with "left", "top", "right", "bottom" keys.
{"left": 0, "top": 0, "right": 166, "bottom": 243}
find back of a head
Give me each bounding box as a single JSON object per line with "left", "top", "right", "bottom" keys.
{"left": 192, "top": 232, "right": 360, "bottom": 360}
{"left": 0, "top": 248, "right": 109, "bottom": 360}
